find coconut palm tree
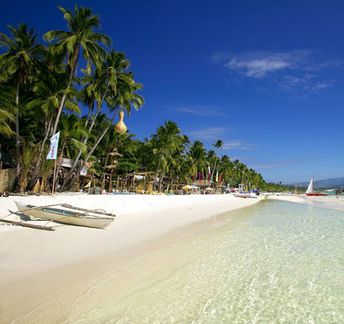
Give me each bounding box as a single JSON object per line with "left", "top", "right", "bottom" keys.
{"left": 26, "top": 46, "right": 80, "bottom": 188}
{"left": 150, "top": 121, "right": 187, "bottom": 191}
{"left": 187, "top": 140, "right": 207, "bottom": 180}
{"left": 84, "top": 81, "right": 143, "bottom": 165}
{"left": 44, "top": 5, "right": 110, "bottom": 136}
{"left": 54, "top": 114, "right": 88, "bottom": 191}
{"left": 210, "top": 139, "right": 223, "bottom": 182}
{"left": 64, "top": 50, "right": 133, "bottom": 184}
{"left": 216, "top": 154, "right": 231, "bottom": 187}
{"left": 0, "top": 24, "right": 42, "bottom": 176}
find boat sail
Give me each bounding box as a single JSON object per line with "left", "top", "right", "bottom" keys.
{"left": 306, "top": 176, "right": 314, "bottom": 194}
{"left": 306, "top": 176, "right": 327, "bottom": 196}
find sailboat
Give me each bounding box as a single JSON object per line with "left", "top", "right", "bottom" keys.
{"left": 306, "top": 176, "right": 327, "bottom": 196}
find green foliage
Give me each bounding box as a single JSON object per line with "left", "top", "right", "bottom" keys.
{"left": 0, "top": 107, "right": 15, "bottom": 137}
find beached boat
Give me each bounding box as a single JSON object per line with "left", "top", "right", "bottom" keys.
{"left": 233, "top": 192, "right": 258, "bottom": 199}
{"left": 14, "top": 201, "right": 115, "bottom": 229}
{"left": 306, "top": 177, "right": 327, "bottom": 196}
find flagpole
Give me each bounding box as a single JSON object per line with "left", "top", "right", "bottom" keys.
{"left": 52, "top": 159, "right": 57, "bottom": 194}
{"left": 47, "top": 131, "right": 60, "bottom": 194}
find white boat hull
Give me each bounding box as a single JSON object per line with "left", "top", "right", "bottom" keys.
{"left": 15, "top": 202, "right": 114, "bottom": 229}
{"left": 234, "top": 193, "right": 258, "bottom": 199}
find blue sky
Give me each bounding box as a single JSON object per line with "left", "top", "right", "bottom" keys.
{"left": 1, "top": 0, "right": 344, "bottom": 183}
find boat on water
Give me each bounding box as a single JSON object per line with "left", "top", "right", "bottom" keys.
{"left": 306, "top": 177, "right": 328, "bottom": 197}
{"left": 15, "top": 201, "right": 115, "bottom": 229}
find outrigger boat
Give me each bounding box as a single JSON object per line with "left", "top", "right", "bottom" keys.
{"left": 14, "top": 201, "right": 115, "bottom": 229}
{"left": 306, "top": 177, "right": 327, "bottom": 197}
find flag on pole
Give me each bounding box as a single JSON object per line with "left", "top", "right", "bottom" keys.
{"left": 46, "top": 131, "right": 60, "bottom": 160}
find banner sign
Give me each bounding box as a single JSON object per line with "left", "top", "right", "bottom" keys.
{"left": 46, "top": 132, "right": 60, "bottom": 160}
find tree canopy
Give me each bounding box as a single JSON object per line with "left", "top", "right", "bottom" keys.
{"left": 0, "top": 5, "right": 286, "bottom": 193}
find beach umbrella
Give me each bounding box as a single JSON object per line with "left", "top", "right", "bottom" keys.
{"left": 205, "top": 187, "right": 214, "bottom": 191}
{"left": 182, "top": 185, "right": 193, "bottom": 190}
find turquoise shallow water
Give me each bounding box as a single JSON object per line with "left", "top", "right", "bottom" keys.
{"left": 67, "top": 200, "right": 344, "bottom": 323}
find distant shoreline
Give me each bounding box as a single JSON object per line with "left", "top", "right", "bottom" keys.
{"left": 268, "top": 194, "right": 344, "bottom": 212}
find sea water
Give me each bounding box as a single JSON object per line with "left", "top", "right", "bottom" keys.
{"left": 66, "top": 200, "right": 344, "bottom": 323}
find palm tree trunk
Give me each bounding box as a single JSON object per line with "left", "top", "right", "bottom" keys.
{"left": 51, "top": 48, "right": 79, "bottom": 136}
{"left": 159, "top": 172, "right": 165, "bottom": 192}
{"left": 54, "top": 140, "right": 67, "bottom": 191}
{"left": 29, "top": 117, "right": 53, "bottom": 189}
{"left": 83, "top": 120, "right": 112, "bottom": 163}
{"left": 15, "top": 83, "right": 20, "bottom": 178}
{"left": 61, "top": 93, "right": 108, "bottom": 190}
{"left": 61, "top": 108, "right": 119, "bottom": 190}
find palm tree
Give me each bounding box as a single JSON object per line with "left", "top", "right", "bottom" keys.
{"left": 150, "top": 121, "right": 187, "bottom": 191}
{"left": 210, "top": 139, "right": 223, "bottom": 182}
{"left": 44, "top": 5, "right": 110, "bottom": 136}
{"left": 187, "top": 140, "right": 207, "bottom": 180}
{"left": 54, "top": 114, "right": 88, "bottom": 191}
{"left": 217, "top": 155, "right": 232, "bottom": 187}
{"left": 65, "top": 50, "right": 132, "bottom": 184}
{"left": 81, "top": 51, "right": 144, "bottom": 165}
{"left": 60, "top": 69, "right": 143, "bottom": 192}
{"left": 0, "top": 24, "right": 42, "bottom": 176}
{"left": 83, "top": 81, "right": 143, "bottom": 166}
{"left": 26, "top": 46, "right": 80, "bottom": 187}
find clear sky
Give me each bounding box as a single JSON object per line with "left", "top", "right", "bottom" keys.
{"left": 1, "top": 0, "right": 343, "bottom": 183}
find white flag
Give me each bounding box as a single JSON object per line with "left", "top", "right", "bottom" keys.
{"left": 80, "top": 165, "right": 88, "bottom": 176}
{"left": 46, "top": 132, "right": 60, "bottom": 160}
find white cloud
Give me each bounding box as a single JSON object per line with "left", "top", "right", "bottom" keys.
{"left": 187, "top": 129, "right": 255, "bottom": 150}
{"left": 225, "top": 51, "right": 307, "bottom": 78}
{"left": 307, "top": 60, "right": 343, "bottom": 71}
{"left": 308, "top": 82, "right": 332, "bottom": 91}
{"left": 222, "top": 140, "right": 255, "bottom": 150}
{"left": 212, "top": 50, "right": 338, "bottom": 92}
{"left": 174, "top": 106, "right": 225, "bottom": 116}
{"left": 189, "top": 127, "right": 226, "bottom": 140}
{"left": 251, "top": 160, "right": 301, "bottom": 170}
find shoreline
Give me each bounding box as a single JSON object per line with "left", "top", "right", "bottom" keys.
{"left": 1, "top": 193, "right": 343, "bottom": 322}
{"left": 0, "top": 193, "right": 263, "bottom": 322}
{"left": 267, "top": 193, "right": 344, "bottom": 212}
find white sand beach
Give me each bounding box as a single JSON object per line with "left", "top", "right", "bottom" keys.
{"left": 1, "top": 192, "right": 343, "bottom": 322}
{"left": 0, "top": 193, "right": 263, "bottom": 323}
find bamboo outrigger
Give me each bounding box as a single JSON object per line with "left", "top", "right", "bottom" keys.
{"left": 0, "top": 215, "right": 55, "bottom": 231}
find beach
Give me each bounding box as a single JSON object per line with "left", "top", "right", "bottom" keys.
{"left": 1, "top": 193, "right": 344, "bottom": 322}
{"left": 0, "top": 193, "right": 264, "bottom": 322}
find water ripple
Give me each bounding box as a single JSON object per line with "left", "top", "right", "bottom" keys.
{"left": 66, "top": 201, "right": 344, "bottom": 323}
